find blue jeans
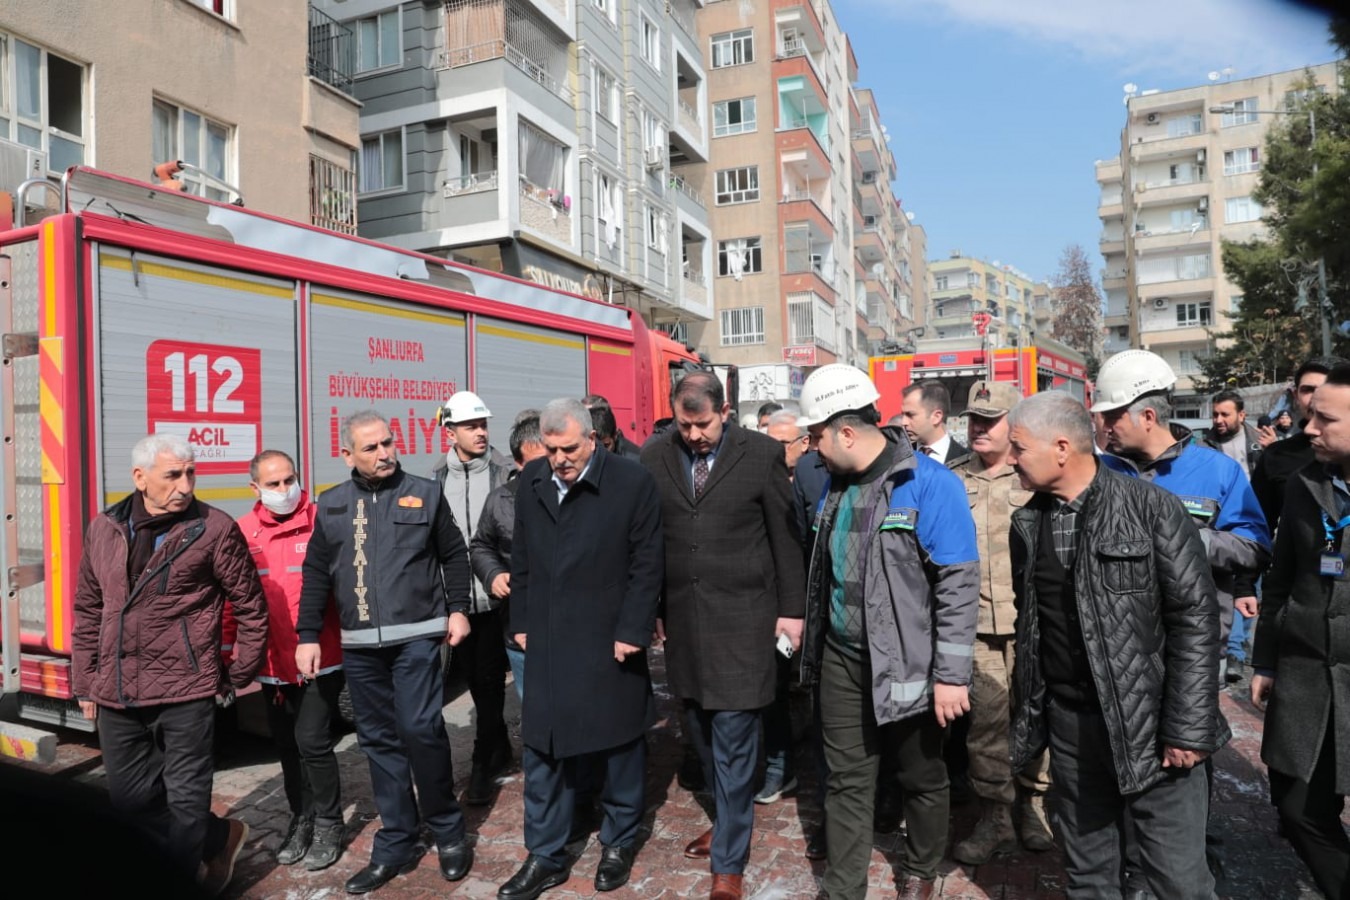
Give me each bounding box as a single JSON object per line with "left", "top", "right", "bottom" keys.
{"left": 1228, "top": 610, "right": 1251, "bottom": 660}
{"left": 507, "top": 644, "right": 525, "bottom": 701}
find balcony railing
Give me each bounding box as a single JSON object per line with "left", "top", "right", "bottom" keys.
{"left": 677, "top": 98, "right": 702, "bottom": 136}
{"left": 309, "top": 155, "right": 358, "bottom": 235}
{"left": 308, "top": 5, "right": 355, "bottom": 95}
{"left": 444, "top": 170, "right": 499, "bottom": 197}
{"left": 439, "top": 40, "right": 574, "bottom": 103}
{"left": 669, "top": 173, "right": 705, "bottom": 208}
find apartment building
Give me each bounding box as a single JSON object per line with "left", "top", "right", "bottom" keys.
{"left": 1096, "top": 62, "right": 1339, "bottom": 403}
{"left": 685, "top": 0, "right": 864, "bottom": 391}
{"left": 1, "top": 2, "right": 361, "bottom": 230}
{"left": 853, "top": 87, "right": 923, "bottom": 355}
{"left": 318, "top": 0, "right": 712, "bottom": 328}
{"left": 926, "top": 253, "right": 1043, "bottom": 348}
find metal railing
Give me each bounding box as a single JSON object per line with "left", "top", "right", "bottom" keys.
{"left": 668, "top": 173, "right": 705, "bottom": 208}
{"left": 309, "top": 155, "right": 358, "bottom": 234}
{"left": 443, "top": 170, "right": 499, "bottom": 197}
{"left": 439, "top": 40, "right": 574, "bottom": 103}
{"left": 308, "top": 5, "right": 356, "bottom": 95}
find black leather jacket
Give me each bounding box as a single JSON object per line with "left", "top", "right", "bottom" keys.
{"left": 1009, "top": 463, "right": 1230, "bottom": 795}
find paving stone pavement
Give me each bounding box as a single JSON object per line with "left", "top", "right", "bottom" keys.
{"left": 8, "top": 661, "right": 1333, "bottom": 898}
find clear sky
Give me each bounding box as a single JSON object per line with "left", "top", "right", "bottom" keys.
{"left": 832, "top": 0, "right": 1339, "bottom": 285}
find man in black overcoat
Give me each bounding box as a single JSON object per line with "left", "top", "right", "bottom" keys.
{"left": 498, "top": 398, "right": 664, "bottom": 900}
{"left": 642, "top": 371, "right": 806, "bottom": 900}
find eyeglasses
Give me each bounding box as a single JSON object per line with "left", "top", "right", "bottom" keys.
{"left": 776, "top": 436, "right": 807, "bottom": 446}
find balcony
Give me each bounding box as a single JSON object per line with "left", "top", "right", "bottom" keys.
{"left": 787, "top": 291, "right": 836, "bottom": 353}
{"left": 308, "top": 5, "right": 355, "bottom": 96}
{"left": 1128, "top": 130, "right": 1207, "bottom": 162}
{"left": 772, "top": 0, "right": 826, "bottom": 54}
{"left": 309, "top": 155, "right": 358, "bottom": 235}
{"left": 439, "top": 41, "right": 574, "bottom": 105}
{"left": 518, "top": 179, "right": 572, "bottom": 245}
{"left": 1134, "top": 224, "right": 1211, "bottom": 253}
{"left": 1100, "top": 231, "right": 1126, "bottom": 255}
{"left": 1138, "top": 276, "right": 1213, "bottom": 300}
{"left": 1132, "top": 177, "right": 1209, "bottom": 209}
{"left": 1102, "top": 269, "right": 1128, "bottom": 291}
{"left": 670, "top": 173, "right": 706, "bottom": 221}
{"left": 777, "top": 128, "right": 830, "bottom": 181}
{"left": 779, "top": 196, "right": 833, "bottom": 244}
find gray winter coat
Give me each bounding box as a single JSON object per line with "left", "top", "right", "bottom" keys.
{"left": 434, "top": 447, "right": 512, "bottom": 613}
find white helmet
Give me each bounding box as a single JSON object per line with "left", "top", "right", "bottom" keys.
{"left": 795, "top": 364, "right": 882, "bottom": 427}
{"left": 439, "top": 390, "right": 493, "bottom": 425}
{"left": 1089, "top": 350, "right": 1176, "bottom": 413}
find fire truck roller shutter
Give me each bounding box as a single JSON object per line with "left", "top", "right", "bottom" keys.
{"left": 307, "top": 290, "right": 468, "bottom": 495}
{"left": 95, "top": 246, "right": 299, "bottom": 519}
{"left": 471, "top": 318, "right": 587, "bottom": 441}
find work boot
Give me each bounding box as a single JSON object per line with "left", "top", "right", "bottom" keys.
{"left": 276, "top": 814, "right": 314, "bottom": 865}
{"left": 1020, "top": 794, "right": 1055, "bottom": 852}
{"left": 952, "top": 801, "right": 1017, "bottom": 865}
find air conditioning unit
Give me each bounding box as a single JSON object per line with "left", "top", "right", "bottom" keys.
{"left": 1196, "top": 149, "right": 1207, "bottom": 164}
{"left": 644, "top": 146, "right": 663, "bottom": 169}
{"left": 1153, "top": 297, "right": 1169, "bottom": 310}
{"left": 1198, "top": 196, "right": 1209, "bottom": 211}
{"left": 0, "top": 137, "right": 48, "bottom": 192}
{"left": 1145, "top": 112, "right": 1160, "bottom": 125}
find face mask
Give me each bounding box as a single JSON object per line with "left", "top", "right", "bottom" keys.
{"left": 259, "top": 481, "right": 302, "bottom": 516}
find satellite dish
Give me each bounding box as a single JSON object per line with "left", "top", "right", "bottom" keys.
{"left": 1208, "top": 71, "right": 1220, "bottom": 82}
{"left": 1123, "top": 83, "right": 1139, "bottom": 94}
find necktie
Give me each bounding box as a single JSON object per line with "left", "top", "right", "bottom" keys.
{"left": 922, "top": 446, "right": 937, "bottom": 458}
{"left": 693, "top": 454, "right": 710, "bottom": 498}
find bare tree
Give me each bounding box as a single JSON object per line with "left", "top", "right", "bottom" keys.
{"left": 1050, "top": 244, "right": 1103, "bottom": 364}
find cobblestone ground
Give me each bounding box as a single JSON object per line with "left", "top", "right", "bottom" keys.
{"left": 12, "top": 660, "right": 1331, "bottom": 899}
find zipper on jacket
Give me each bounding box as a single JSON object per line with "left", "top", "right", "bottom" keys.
{"left": 180, "top": 619, "right": 201, "bottom": 673}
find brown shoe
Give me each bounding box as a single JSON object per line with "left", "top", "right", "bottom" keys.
{"left": 684, "top": 827, "right": 713, "bottom": 859}
{"left": 198, "top": 818, "right": 250, "bottom": 897}
{"left": 897, "top": 875, "right": 935, "bottom": 899}
{"left": 710, "top": 873, "right": 744, "bottom": 900}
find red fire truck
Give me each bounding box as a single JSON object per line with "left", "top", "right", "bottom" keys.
{"left": 0, "top": 166, "right": 711, "bottom": 748}
{"left": 869, "top": 339, "right": 1090, "bottom": 422}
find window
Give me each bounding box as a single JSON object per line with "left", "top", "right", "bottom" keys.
{"left": 717, "top": 237, "right": 763, "bottom": 277}
{"left": 153, "top": 99, "right": 232, "bottom": 200}
{"left": 186, "top": 0, "right": 229, "bottom": 16}
{"left": 720, "top": 306, "right": 765, "bottom": 346}
{"left": 592, "top": 0, "right": 616, "bottom": 23}
{"left": 640, "top": 14, "right": 661, "bottom": 71}
{"left": 1176, "top": 301, "right": 1212, "bottom": 327}
{"left": 1284, "top": 86, "right": 1325, "bottom": 110}
{"left": 1223, "top": 147, "right": 1259, "bottom": 176}
{"left": 715, "top": 165, "right": 759, "bottom": 205}
{"left": 596, "top": 172, "right": 622, "bottom": 250}
{"left": 934, "top": 275, "right": 949, "bottom": 290}
{"left": 359, "top": 129, "right": 404, "bottom": 193}
{"left": 309, "top": 154, "right": 358, "bottom": 235}
{"left": 355, "top": 10, "right": 400, "bottom": 73}
{"left": 710, "top": 29, "right": 754, "bottom": 68}
{"left": 518, "top": 120, "right": 566, "bottom": 194}
{"left": 594, "top": 65, "right": 618, "bottom": 122}
{"left": 967, "top": 272, "right": 980, "bottom": 288}
{"left": 1230, "top": 294, "right": 1244, "bottom": 313}
{"left": 644, "top": 204, "right": 667, "bottom": 251}
{"left": 1220, "top": 97, "right": 1259, "bottom": 127}
{"left": 1177, "top": 349, "right": 1202, "bottom": 374}
{"left": 1, "top": 35, "right": 86, "bottom": 174}
{"left": 1225, "top": 195, "right": 1263, "bottom": 224}
{"left": 713, "top": 97, "right": 756, "bottom": 137}
{"left": 642, "top": 109, "right": 666, "bottom": 157}
{"left": 1166, "top": 114, "right": 1203, "bottom": 138}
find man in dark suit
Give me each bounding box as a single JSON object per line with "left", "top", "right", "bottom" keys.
{"left": 1252, "top": 363, "right": 1350, "bottom": 897}
{"left": 642, "top": 371, "right": 806, "bottom": 900}
{"left": 499, "top": 398, "right": 664, "bottom": 900}
{"left": 897, "top": 380, "right": 968, "bottom": 464}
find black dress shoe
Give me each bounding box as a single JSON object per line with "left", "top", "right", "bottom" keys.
{"left": 498, "top": 854, "right": 569, "bottom": 900}
{"left": 594, "top": 845, "right": 635, "bottom": 892}
{"left": 805, "top": 829, "right": 827, "bottom": 861}
{"left": 344, "top": 859, "right": 418, "bottom": 894}
{"left": 438, "top": 841, "right": 474, "bottom": 881}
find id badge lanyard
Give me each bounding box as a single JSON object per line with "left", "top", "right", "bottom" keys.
{"left": 1319, "top": 510, "right": 1350, "bottom": 579}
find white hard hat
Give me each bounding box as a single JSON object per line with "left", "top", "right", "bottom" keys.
{"left": 439, "top": 390, "right": 493, "bottom": 425}
{"left": 795, "top": 364, "right": 882, "bottom": 427}
{"left": 1089, "top": 350, "right": 1176, "bottom": 413}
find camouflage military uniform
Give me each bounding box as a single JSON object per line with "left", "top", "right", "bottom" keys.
{"left": 958, "top": 455, "right": 1051, "bottom": 805}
